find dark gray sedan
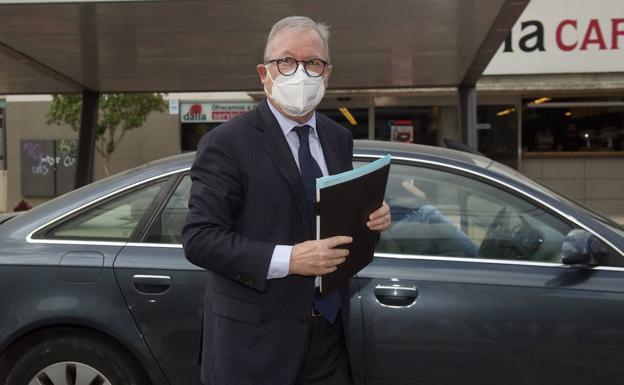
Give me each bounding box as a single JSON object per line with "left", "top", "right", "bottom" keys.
{"left": 1, "top": 140, "right": 623, "bottom": 385}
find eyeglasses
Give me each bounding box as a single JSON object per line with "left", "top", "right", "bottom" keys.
{"left": 266, "top": 57, "right": 328, "bottom": 77}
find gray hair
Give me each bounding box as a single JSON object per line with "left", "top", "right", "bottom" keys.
{"left": 263, "top": 16, "right": 331, "bottom": 63}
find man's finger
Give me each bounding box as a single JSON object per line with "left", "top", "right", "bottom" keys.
{"left": 368, "top": 215, "right": 391, "bottom": 231}
{"left": 368, "top": 208, "right": 385, "bottom": 220}
{"left": 368, "top": 214, "right": 390, "bottom": 227}
{"left": 329, "top": 248, "right": 349, "bottom": 259}
{"left": 367, "top": 217, "right": 386, "bottom": 227}
{"left": 369, "top": 204, "right": 390, "bottom": 220}
{"left": 325, "top": 235, "right": 353, "bottom": 248}
{"left": 324, "top": 256, "right": 346, "bottom": 268}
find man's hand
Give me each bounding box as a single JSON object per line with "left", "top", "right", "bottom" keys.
{"left": 289, "top": 236, "right": 353, "bottom": 276}
{"left": 367, "top": 201, "right": 391, "bottom": 232}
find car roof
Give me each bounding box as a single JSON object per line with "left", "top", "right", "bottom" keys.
{"left": 352, "top": 140, "right": 492, "bottom": 168}
{"left": 139, "top": 139, "right": 493, "bottom": 175}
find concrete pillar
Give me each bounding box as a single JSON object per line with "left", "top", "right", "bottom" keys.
{"left": 436, "top": 106, "right": 460, "bottom": 147}
{"left": 368, "top": 98, "right": 375, "bottom": 140}
{"left": 74, "top": 91, "right": 99, "bottom": 188}
{"left": 458, "top": 85, "right": 478, "bottom": 149}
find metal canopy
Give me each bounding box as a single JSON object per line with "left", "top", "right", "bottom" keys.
{"left": 0, "top": 0, "right": 529, "bottom": 94}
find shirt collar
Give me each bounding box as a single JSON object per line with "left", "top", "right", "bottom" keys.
{"left": 267, "top": 99, "right": 318, "bottom": 138}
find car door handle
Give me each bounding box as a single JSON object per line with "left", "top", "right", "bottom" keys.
{"left": 374, "top": 284, "right": 418, "bottom": 307}
{"left": 132, "top": 274, "right": 172, "bottom": 294}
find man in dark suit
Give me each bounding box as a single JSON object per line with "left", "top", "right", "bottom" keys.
{"left": 182, "top": 16, "right": 391, "bottom": 385}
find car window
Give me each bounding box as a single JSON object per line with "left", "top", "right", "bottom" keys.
{"left": 44, "top": 179, "right": 167, "bottom": 241}
{"left": 489, "top": 161, "right": 624, "bottom": 238}
{"left": 144, "top": 174, "right": 191, "bottom": 244}
{"left": 357, "top": 161, "right": 581, "bottom": 263}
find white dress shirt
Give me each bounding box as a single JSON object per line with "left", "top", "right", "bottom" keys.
{"left": 266, "top": 101, "right": 329, "bottom": 279}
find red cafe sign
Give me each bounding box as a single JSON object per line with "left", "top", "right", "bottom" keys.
{"left": 485, "top": 0, "right": 624, "bottom": 75}
{"left": 180, "top": 102, "right": 257, "bottom": 123}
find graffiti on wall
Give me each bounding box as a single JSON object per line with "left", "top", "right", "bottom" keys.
{"left": 21, "top": 139, "right": 78, "bottom": 197}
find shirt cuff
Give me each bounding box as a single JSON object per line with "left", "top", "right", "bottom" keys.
{"left": 267, "top": 245, "right": 292, "bottom": 279}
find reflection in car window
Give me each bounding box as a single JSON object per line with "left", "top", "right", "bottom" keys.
{"left": 489, "top": 161, "right": 624, "bottom": 237}
{"left": 355, "top": 161, "right": 577, "bottom": 263}
{"left": 45, "top": 180, "right": 167, "bottom": 241}
{"left": 144, "top": 174, "right": 191, "bottom": 244}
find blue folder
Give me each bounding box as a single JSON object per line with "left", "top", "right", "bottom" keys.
{"left": 315, "top": 155, "right": 391, "bottom": 293}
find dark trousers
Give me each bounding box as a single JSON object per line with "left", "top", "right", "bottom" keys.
{"left": 295, "top": 312, "right": 353, "bottom": 385}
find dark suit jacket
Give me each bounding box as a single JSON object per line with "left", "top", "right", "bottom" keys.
{"left": 182, "top": 99, "right": 354, "bottom": 385}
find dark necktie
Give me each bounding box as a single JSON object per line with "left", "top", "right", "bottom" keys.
{"left": 294, "top": 125, "right": 341, "bottom": 324}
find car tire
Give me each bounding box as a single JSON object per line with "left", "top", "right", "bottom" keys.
{"left": 5, "top": 333, "right": 148, "bottom": 385}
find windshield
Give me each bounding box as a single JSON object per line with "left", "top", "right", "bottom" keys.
{"left": 488, "top": 161, "right": 624, "bottom": 238}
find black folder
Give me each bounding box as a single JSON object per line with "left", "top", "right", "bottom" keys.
{"left": 316, "top": 155, "right": 391, "bottom": 294}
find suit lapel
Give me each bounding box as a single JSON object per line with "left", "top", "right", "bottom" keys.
{"left": 254, "top": 100, "right": 312, "bottom": 233}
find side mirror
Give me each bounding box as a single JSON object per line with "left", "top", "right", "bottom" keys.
{"left": 561, "top": 229, "right": 607, "bottom": 267}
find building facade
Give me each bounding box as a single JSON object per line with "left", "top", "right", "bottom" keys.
{"left": 0, "top": 0, "right": 622, "bottom": 222}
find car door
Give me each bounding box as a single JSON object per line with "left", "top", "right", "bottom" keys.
{"left": 113, "top": 172, "right": 207, "bottom": 385}
{"left": 356, "top": 159, "right": 624, "bottom": 385}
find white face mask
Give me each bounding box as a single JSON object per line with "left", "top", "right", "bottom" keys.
{"left": 264, "top": 64, "right": 326, "bottom": 117}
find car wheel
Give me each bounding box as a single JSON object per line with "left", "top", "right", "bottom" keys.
{"left": 5, "top": 334, "right": 148, "bottom": 385}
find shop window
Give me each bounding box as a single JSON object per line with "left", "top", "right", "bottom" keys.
{"left": 477, "top": 105, "right": 519, "bottom": 169}
{"left": 179, "top": 102, "right": 257, "bottom": 152}
{"left": 317, "top": 108, "right": 369, "bottom": 139}
{"left": 375, "top": 107, "right": 436, "bottom": 145}
{"left": 181, "top": 122, "right": 220, "bottom": 152}
{"left": 522, "top": 97, "right": 624, "bottom": 152}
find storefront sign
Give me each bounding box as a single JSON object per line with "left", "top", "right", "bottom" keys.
{"left": 180, "top": 102, "right": 256, "bottom": 123}
{"left": 484, "top": 0, "right": 624, "bottom": 75}
{"left": 390, "top": 120, "right": 414, "bottom": 143}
